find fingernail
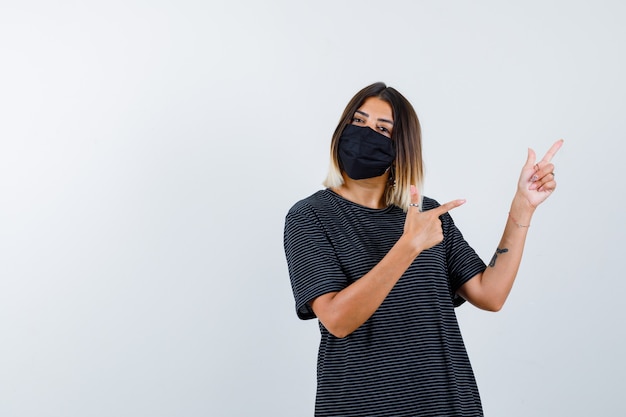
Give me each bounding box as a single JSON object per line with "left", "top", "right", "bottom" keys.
{"left": 529, "top": 183, "right": 537, "bottom": 190}
{"left": 530, "top": 175, "right": 538, "bottom": 182}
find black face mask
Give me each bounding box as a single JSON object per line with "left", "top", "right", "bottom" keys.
{"left": 338, "top": 124, "right": 396, "bottom": 180}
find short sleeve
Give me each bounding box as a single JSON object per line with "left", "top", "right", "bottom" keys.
{"left": 441, "top": 212, "right": 487, "bottom": 307}
{"left": 283, "top": 205, "right": 348, "bottom": 320}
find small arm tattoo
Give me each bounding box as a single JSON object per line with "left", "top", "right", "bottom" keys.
{"left": 488, "top": 247, "right": 509, "bottom": 267}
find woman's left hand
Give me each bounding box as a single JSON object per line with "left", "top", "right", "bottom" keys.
{"left": 517, "top": 139, "right": 564, "bottom": 208}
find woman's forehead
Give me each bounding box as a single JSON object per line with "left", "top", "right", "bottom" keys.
{"left": 357, "top": 97, "right": 393, "bottom": 121}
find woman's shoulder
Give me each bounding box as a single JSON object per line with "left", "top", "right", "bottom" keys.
{"left": 421, "top": 195, "right": 440, "bottom": 210}
{"left": 287, "top": 189, "right": 331, "bottom": 215}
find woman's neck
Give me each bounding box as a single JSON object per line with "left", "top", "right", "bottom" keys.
{"left": 332, "top": 175, "right": 388, "bottom": 209}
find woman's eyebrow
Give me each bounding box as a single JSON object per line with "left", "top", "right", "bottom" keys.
{"left": 355, "top": 110, "right": 394, "bottom": 125}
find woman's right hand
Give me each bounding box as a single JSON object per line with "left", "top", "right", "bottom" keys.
{"left": 403, "top": 185, "right": 466, "bottom": 254}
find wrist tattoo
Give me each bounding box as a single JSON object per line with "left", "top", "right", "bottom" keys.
{"left": 488, "top": 247, "right": 509, "bottom": 267}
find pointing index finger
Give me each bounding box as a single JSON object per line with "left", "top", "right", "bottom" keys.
{"left": 541, "top": 139, "right": 564, "bottom": 163}
{"left": 432, "top": 198, "right": 466, "bottom": 217}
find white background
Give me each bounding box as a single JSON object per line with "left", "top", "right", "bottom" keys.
{"left": 1, "top": 1, "right": 624, "bottom": 416}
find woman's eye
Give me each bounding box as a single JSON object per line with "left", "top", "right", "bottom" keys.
{"left": 378, "top": 126, "right": 389, "bottom": 133}
{"left": 352, "top": 117, "right": 364, "bottom": 123}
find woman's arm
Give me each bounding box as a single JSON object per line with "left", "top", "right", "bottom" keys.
{"left": 311, "top": 188, "right": 465, "bottom": 338}
{"left": 457, "top": 140, "right": 564, "bottom": 311}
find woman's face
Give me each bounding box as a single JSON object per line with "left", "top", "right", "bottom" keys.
{"left": 351, "top": 97, "right": 394, "bottom": 138}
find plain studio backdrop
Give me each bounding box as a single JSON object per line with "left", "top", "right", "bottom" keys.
{"left": 1, "top": 1, "right": 624, "bottom": 416}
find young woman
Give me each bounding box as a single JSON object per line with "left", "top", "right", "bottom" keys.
{"left": 284, "top": 82, "right": 562, "bottom": 416}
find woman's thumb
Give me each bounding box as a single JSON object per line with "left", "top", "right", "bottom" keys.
{"left": 525, "top": 148, "right": 537, "bottom": 169}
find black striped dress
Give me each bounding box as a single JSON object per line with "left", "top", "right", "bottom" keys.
{"left": 284, "top": 189, "right": 487, "bottom": 417}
